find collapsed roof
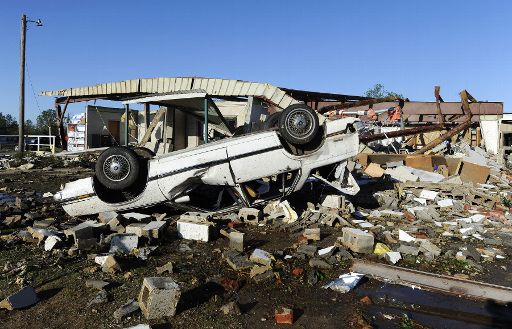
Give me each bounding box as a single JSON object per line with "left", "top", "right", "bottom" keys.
{"left": 40, "top": 77, "right": 369, "bottom": 108}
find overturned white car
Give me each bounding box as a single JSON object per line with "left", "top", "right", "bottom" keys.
{"left": 54, "top": 104, "right": 361, "bottom": 216}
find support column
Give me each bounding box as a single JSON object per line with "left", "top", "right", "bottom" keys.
{"left": 124, "top": 104, "right": 129, "bottom": 146}
{"left": 203, "top": 97, "right": 209, "bottom": 144}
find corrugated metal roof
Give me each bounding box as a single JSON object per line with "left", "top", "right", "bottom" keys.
{"left": 40, "top": 77, "right": 300, "bottom": 109}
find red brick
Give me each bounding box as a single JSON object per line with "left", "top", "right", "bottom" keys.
{"left": 275, "top": 307, "right": 294, "bottom": 324}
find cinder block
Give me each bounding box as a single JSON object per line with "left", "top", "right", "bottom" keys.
{"left": 177, "top": 217, "right": 213, "bottom": 242}
{"left": 138, "top": 277, "right": 181, "bottom": 319}
{"left": 341, "top": 227, "right": 374, "bottom": 254}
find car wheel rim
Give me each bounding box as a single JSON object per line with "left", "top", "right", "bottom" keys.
{"left": 286, "top": 109, "right": 314, "bottom": 139}
{"left": 103, "top": 154, "right": 131, "bottom": 182}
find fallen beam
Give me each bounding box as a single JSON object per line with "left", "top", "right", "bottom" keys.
{"left": 319, "top": 96, "right": 404, "bottom": 113}
{"left": 138, "top": 107, "right": 167, "bottom": 147}
{"left": 351, "top": 260, "right": 512, "bottom": 303}
{"left": 360, "top": 124, "right": 444, "bottom": 143}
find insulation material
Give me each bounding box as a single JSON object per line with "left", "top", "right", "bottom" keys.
{"left": 480, "top": 119, "right": 499, "bottom": 154}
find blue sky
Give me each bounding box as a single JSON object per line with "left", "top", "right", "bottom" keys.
{"left": 0, "top": 0, "right": 511, "bottom": 121}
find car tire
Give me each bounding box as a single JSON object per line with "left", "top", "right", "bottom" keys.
{"left": 133, "top": 146, "right": 156, "bottom": 160}
{"left": 278, "top": 104, "right": 319, "bottom": 145}
{"left": 264, "top": 112, "right": 282, "bottom": 129}
{"left": 95, "top": 146, "right": 140, "bottom": 191}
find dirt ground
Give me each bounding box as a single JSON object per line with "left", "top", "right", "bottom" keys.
{"left": 1, "top": 168, "right": 512, "bottom": 328}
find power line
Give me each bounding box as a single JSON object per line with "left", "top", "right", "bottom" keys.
{"left": 25, "top": 60, "right": 42, "bottom": 115}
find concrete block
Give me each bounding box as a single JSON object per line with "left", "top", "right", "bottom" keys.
{"left": 98, "top": 211, "right": 119, "bottom": 223}
{"left": 176, "top": 217, "right": 213, "bottom": 242}
{"left": 237, "top": 208, "right": 261, "bottom": 224}
{"left": 229, "top": 231, "right": 245, "bottom": 252}
{"left": 125, "top": 223, "right": 146, "bottom": 237}
{"left": 110, "top": 234, "right": 138, "bottom": 254}
{"left": 341, "top": 227, "right": 374, "bottom": 254}
{"left": 138, "top": 277, "right": 181, "bottom": 319}
{"left": 303, "top": 228, "right": 321, "bottom": 241}
{"left": 0, "top": 286, "right": 38, "bottom": 310}
{"left": 249, "top": 248, "right": 273, "bottom": 266}
{"left": 143, "top": 221, "right": 167, "bottom": 239}
{"left": 63, "top": 220, "right": 105, "bottom": 248}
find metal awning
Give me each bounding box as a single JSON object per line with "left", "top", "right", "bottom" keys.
{"left": 123, "top": 91, "right": 234, "bottom": 136}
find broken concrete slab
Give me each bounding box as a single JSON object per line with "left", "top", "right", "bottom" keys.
{"left": 223, "top": 251, "right": 253, "bottom": 271}
{"left": 156, "top": 261, "right": 173, "bottom": 275}
{"left": 297, "top": 244, "right": 318, "bottom": 257}
{"left": 419, "top": 190, "right": 439, "bottom": 200}
{"left": 341, "top": 227, "right": 374, "bottom": 254}
{"left": 397, "top": 245, "right": 420, "bottom": 256}
{"left": 385, "top": 166, "right": 419, "bottom": 182}
{"left": 398, "top": 230, "right": 416, "bottom": 243}
{"left": 250, "top": 264, "right": 272, "bottom": 278}
{"left": 113, "top": 299, "right": 140, "bottom": 320}
{"left": 220, "top": 301, "right": 241, "bottom": 315}
{"left": 122, "top": 212, "right": 152, "bottom": 221}
{"left": 309, "top": 258, "right": 332, "bottom": 270}
{"left": 95, "top": 255, "right": 121, "bottom": 274}
{"left": 88, "top": 289, "right": 108, "bottom": 306}
{"left": 86, "top": 280, "right": 110, "bottom": 290}
{"left": 44, "top": 235, "right": 62, "bottom": 251}
{"left": 384, "top": 252, "right": 402, "bottom": 264}
{"left": 419, "top": 240, "right": 441, "bottom": 257}
{"left": 138, "top": 277, "right": 181, "bottom": 319}
{"left": 0, "top": 286, "right": 39, "bottom": 310}
{"left": 110, "top": 234, "right": 138, "bottom": 254}
{"left": 321, "top": 194, "right": 344, "bottom": 209}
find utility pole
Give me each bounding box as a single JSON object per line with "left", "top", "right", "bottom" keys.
{"left": 18, "top": 14, "right": 26, "bottom": 154}
{"left": 18, "top": 14, "right": 42, "bottom": 155}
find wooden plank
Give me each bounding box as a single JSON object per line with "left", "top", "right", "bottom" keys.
{"left": 459, "top": 161, "right": 490, "bottom": 184}
{"left": 138, "top": 107, "right": 167, "bottom": 147}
